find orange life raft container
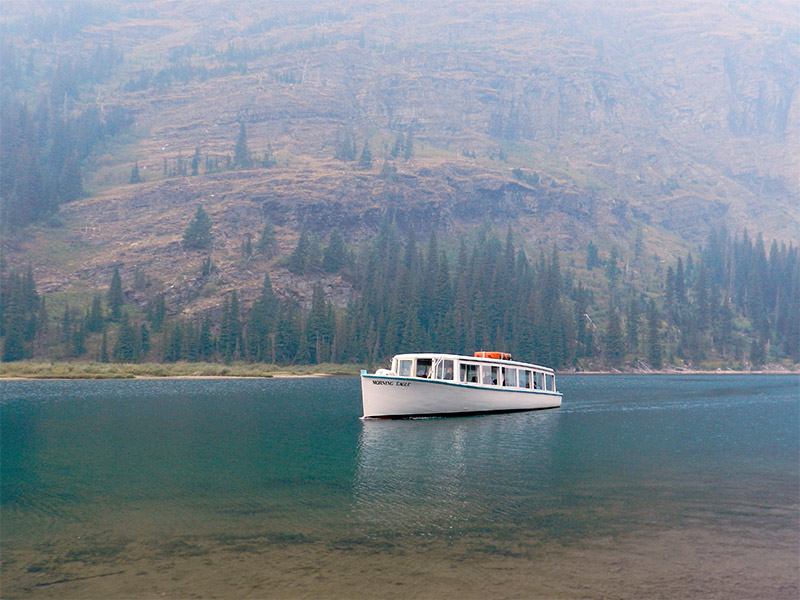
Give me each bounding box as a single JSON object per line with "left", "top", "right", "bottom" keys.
{"left": 473, "top": 351, "right": 512, "bottom": 361}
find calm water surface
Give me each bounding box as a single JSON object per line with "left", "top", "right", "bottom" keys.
{"left": 1, "top": 375, "right": 798, "bottom": 599}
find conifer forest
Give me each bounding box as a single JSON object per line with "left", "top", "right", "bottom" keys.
{"left": 2, "top": 223, "right": 797, "bottom": 370}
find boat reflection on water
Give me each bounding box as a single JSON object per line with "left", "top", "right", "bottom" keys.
{"left": 353, "top": 413, "right": 559, "bottom": 534}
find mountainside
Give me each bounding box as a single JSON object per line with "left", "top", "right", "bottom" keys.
{"left": 1, "top": 0, "right": 798, "bottom": 367}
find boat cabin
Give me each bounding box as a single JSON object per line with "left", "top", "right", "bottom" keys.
{"left": 390, "top": 353, "right": 557, "bottom": 393}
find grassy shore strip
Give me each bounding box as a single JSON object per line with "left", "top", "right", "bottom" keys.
{"left": 1, "top": 361, "right": 796, "bottom": 380}
{"left": 0, "top": 361, "right": 364, "bottom": 380}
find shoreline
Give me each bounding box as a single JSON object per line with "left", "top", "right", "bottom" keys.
{"left": 0, "top": 361, "right": 363, "bottom": 381}
{"left": 560, "top": 369, "right": 799, "bottom": 376}
{"left": 1, "top": 363, "right": 797, "bottom": 381}
{"left": 560, "top": 363, "right": 800, "bottom": 376}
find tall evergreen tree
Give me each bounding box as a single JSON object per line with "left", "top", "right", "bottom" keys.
{"left": 646, "top": 299, "right": 662, "bottom": 368}
{"left": 129, "top": 161, "right": 143, "bottom": 184}
{"left": 257, "top": 219, "right": 277, "bottom": 258}
{"left": 358, "top": 141, "right": 372, "bottom": 169}
{"left": 604, "top": 305, "right": 624, "bottom": 367}
{"left": 219, "top": 290, "right": 242, "bottom": 362}
{"left": 2, "top": 319, "right": 26, "bottom": 361}
{"left": 86, "top": 293, "right": 104, "bottom": 332}
{"left": 586, "top": 240, "right": 601, "bottom": 270}
{"left": 107, "top": 265, "right": 123, "bottom": 321}
{"left": 245, "top": 274, "right": 278, "bottom": 362}
{"left": 99, "top": 327, "right": 109, "bottom": 362}
{"left": 304, "top": 284, "right": 336, "bottom": 363}
{"left": 274, "top": 299, "right": 302, "bottom": 363}
{"left": 147, "top": 293, "right": 166, "bottom": 332}
{"left": 198, "top": 314, "right": 215, "bottom": 361}
{"left": 287, "top": 230, "right": 320, "bottom": 274}
{"left": 112, "top": 313, "right": 136, "bottom": 362}
{"left": 183, "top": 205, "right": 213, "bottom": 250}
{"left": 234, "top": 121, "right": 251, "bottom": 168}
{"left": 322, "top": 228, "right": 347, "bottom": 273}
{"left": 625, "top": 298, "right": 641, "bottom": 356}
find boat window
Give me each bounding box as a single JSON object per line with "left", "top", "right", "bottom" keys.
{"left": 435, "top": 359, "right": 454, "bottom": 380}
{"left": 545, "top": 374, "right": 555, "bottom": 391}
{"left": 460, "top": 363, "right": 479, "bottom": 383}
{"left": 534, "top": 371, "right": 543, "bottom": 390}
{"left": 482, "top": 365, "right": 499, "bottom": 386}
{"left": 502, "top": 367, "right": 517, "bottom": 387}
{"left": 398, "top": 359, "right": 412, "bottom": 377}
{"left": 519, "top": 370, "right": 531, "bottom": 389}
{"left": 416, "top": 358, "right": 432, "bottom": 378}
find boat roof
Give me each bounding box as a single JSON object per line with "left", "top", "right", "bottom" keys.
{"left": 392, "top": 352, "right": 555, "bottom": 373}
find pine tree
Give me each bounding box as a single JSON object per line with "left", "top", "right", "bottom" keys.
{"left": 334, "top": 130, "right": 357, "bottom": 161}
{"left": 140, "top": 322, "right": 150, "bottom": 359}
{"left": 241, "top": 233, "right": 253, "bottom": 260}
{"left": 605, "top": 247, "right": 620, "bottom": 291}
{"left": 163, "top": 322, "right": 184, "bottom": 362}
{"left": 2, "top": 320, "right": 26, "bottom": 361}
{"left": 245, "top": 274, "right": 278, "bottom": 362}
{"left": 604, "top": 305, "right": 624, "bottom": 367}
{"left": 198, "top": 314, "right": 214, "bottom": 361}
{"left": 219, "top": 290, "right": 242, "bottom": 362}
{"left": 112, "top": 313, "right": 136, "bottom": 362}
{"left": 749, "top": 336, "right": 767, "bottom": 367}
{"left": 129, "top": 161, "right": 143, "bottom": 184}
{"left": 99, "top": 327, "right": 109, "bottom": 362}
{"left": 322, "top": 228, "right": 347, "bottom": 272}
{"left": 86, "top": 294, "right": 104, "bottom": 332}
{"left": 287, "top": 230, "right": 320, "bottom": 274}
{"left": 183, "top": 205, "right": 213, "bottom": 250}
{"left": 675, "top": 257, "right": 687, "bottom": 306}
{"left": 304, "top": 284, "right": 336, "bottom": 363}
{"left": 713, "top": 296, "right": 734, "bottom": 358}
{"left": 274, "top": 299, "right": 302, "bottom": 363}
{"left": 70, "top": 322, "right": 86, "bottom": 357}
{"left": 234, "top": 121, "right": 251, "bottom": 169}
{"left": 358, "top": 141, "right": 372, "bottom": 169}
{"left": 646, "top": 299, "right": 662, "bottom": 368}
{"left": 107, "top": 265, "right": 123, "bottom": 321}
{"left": 625, "top": 298, "right": 641, "bottom": 356}
{"left": 586, "top": 241, "right": 601, "bottom": 270}
{"left": 191, "top": 147, "right": 201, "bottom": 175}
{"left": 694, "top": 265, "right": 711, "bottom": 331}
{"left": 257, "top": 219, "right": 277, "bottom": 258}
{"left": 147, "top": 293, "right": 166, "bottom": 332}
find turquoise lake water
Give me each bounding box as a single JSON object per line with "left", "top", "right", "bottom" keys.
{"left": 1, "top": 375, "right": 798, "bottom": 599}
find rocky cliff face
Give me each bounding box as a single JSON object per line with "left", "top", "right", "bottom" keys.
{"left": 89, "top": 0, "right": 794, "bottom": 237}
{"left": 3, "top": 0, "right": 798, "bottom": 310}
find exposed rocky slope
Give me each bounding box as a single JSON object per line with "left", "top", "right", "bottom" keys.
{"left": 2, "top": 0, "right": 798, "bottom": 313}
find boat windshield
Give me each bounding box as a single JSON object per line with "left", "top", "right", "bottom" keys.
{"left": 397, "top": 359, "right": 412, "bottom": 377}
{"left": 416, "top": 358, "right": 432, "bottom": 378}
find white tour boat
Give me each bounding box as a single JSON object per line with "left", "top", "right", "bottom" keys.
{"left": 360, "top": 351, "right": 562, "bottom": 418}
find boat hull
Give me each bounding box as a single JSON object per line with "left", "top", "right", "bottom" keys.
{"left": 361, "top": 374, "right": 562, "bottom": 418}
